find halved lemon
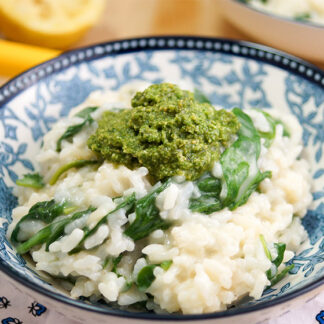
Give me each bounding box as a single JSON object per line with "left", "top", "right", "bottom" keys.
{"left": 0, "top": 0, "right": 105, "bottom": 49}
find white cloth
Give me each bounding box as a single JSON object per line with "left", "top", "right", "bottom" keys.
{"left": 0, "top": 274, "right": 323, "bottom": 323}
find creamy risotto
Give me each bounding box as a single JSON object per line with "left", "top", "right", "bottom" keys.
{"left": 9, "top": 83, "right": 312, "bottom": 314}
{"left": 246, "top": 0, "right": 324, "bottom": 25}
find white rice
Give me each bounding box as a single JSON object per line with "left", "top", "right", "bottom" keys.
{"left": 9, "top": 84, "right": 312, "bottom": 314}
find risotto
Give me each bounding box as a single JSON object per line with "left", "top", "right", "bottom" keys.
{"left": 246, "top": 0, "right": 324, "bottom": 25}
{"left": 8, "top": 83, "right": 312, "bottom": 314}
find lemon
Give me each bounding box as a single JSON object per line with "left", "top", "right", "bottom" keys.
{"left": 0, "top": 0, "right": 105, "bottom": 49}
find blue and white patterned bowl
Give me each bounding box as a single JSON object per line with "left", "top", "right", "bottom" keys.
{"left": 0, "top": 37, "right": 323, "bottom": 323}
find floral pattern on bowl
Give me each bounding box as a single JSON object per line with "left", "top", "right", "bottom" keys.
{"left": 0, "top": 36, "right": 323, "bottom": 320}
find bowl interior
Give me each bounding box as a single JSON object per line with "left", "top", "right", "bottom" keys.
{"left": 232, "top": 0, "right": 324, "bottom": 29}
{"left": 0, "top": 37, "right": 324, "bottom": 318}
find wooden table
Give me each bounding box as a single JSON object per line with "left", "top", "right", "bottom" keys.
{"left": 0, "top": 0, "right": 323, "bottom": 85}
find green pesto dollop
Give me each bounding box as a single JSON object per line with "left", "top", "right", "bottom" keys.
{"left": 87, "top": 83, "right": 240, "bottom": 181}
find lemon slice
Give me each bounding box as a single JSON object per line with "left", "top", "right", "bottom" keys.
{"left": 0, "top": 0, "right": 105, "bottom": 49}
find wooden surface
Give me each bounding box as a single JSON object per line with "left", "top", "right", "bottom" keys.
{"left": 0, "top": 0, "right": 323, "bottom": 86}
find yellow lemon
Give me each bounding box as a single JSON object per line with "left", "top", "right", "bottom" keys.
{"left": 0, "top": 0, "right": 105, "bottom": 49}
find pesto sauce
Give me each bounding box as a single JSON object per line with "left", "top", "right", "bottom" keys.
{"left": 88, "top": 83, "right": 240, "bottom": 181}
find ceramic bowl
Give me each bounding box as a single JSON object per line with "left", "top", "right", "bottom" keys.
{"left": 0, "top": 37, "right": 324, "bottom": 323}
{"left": 218, "top": 0, "right": 324, "bottom": 62}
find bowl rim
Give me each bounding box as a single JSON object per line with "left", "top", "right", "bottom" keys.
{"left": 0, "top": 35, "right": 324, "bottom": 320}
{"left": 230, "top": 0, "right": 324, "bottom": 30}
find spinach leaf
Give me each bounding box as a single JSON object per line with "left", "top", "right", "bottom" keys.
{"left": 260, "top": 235, "right": 294, "bottom": 287}
{"left": 260, "top": 234, "right": 271, "bottom": 260}
{"left": 16, "top": 173, "right": 45, "bottom": 189}
{"left": 16, "top": 207, "right": 95, "bottom": 254}
{"left": 221, "top": 108, "right": 271, "bottom": 210}
{"left": 56, "top": 106, "right": 98, "bottom": 152}
{"left": 270, "top": 264, "right": 294, "bottom": 286}
{"left": 11, "top": 200, "right": 69, "bottom": 244}
{"left": 136, "top": 265, "right": 157, "bottom": 292}
{"left": 160, "top": 260, "right": 173, "bottom": 271}
{"left": 121, "top": 280, "right": 133, "bottom": 293}
{"left": 103, "top": 254, "right": 133, "bottom": 291}
{"left": 112, "top": 254, "right": 123, "bottom": 274}
{"left": 271, "top": 243, "right": 286, "bottom": 268}
{"left": 197, "top": 176, "right": 221, "bottom": 193}
{"left": 45, "top": 207, "right": 96, "bottom": 251}
{"left": 75, "top": 106, "right": 98, "bottom": 120}
{"left": 189, "top": 176, "right": 222, "bottom": 214}
{"left": 136, "top": 260, "right": 173, "bottom": 291}
{"left": 295, "top": 12, "right": 311, "bottom": 21}
{"left": 189, "top": 109, "right": 272, "bottom": 214}
{"left": 256, "top": 109, "right": 290, "bottom": 148}
{"left": 102, "top": 253, "right": 124, "bottom": 273}
{"left": 49, "top": 159, "right": 101, "bottom": 185}
{"left": 124, "top": 179, "right": 171, "bottom": 241}
{"left": 194, "top": 89, "right": 212, "bottom": 104}
{"left": 69, "top": 193, "right": 136, "bottom": 254}
{"left": 189, "top": 195, "right": 222, "bottom": 214}
{"left": 102, "top": 257, "right": 111, "bottom": 269}
{"left": 16, "top": 226, "right": 51, "bottom": 254}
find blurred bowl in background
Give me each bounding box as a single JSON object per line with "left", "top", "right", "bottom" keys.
{"left": 218, "top": 0, "right": 324, "bottom": 62}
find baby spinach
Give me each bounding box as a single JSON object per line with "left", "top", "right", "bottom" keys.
{"left": 11, "top": 199, "right": 73, "bottom": 244}
{"left": 75, "top": 106, "right": 99, "bottom": 120}
{"left": 136, "top": 265, "right": 157, "bottom": 292}
{"left": 69, "top": 180, "right": 171, "bottom": 253}
{"left": 189, "top": 196, "right": 222, "bottom": 214}
{"left": 189, "top": 108, "right": 272, "bottom": 214}
{"left": 111, "top": 254, "right": 123, "bottom": 274}
{"left": 16, "top": 173, "right": 45, "bottom": 189}
{"left": 102, "top": 257, "right": 110, "bottom": 269}
{"left": 16, "top": 207, "right": 95, "bottom": 254}
{"left": 260, "top": 234, "right": 294, "bottom": 286}
{"left": 295, "top": 12, "right": 311, "bottom": 21}
{"left": 256, "top": 109, "right": 290, "bottom": 148}
{"left": 160, "top": 260, "right": 173, "bottom": 271}
{"left": 56, "top": 106, "right": 98, "bottom": 152}
{"left": 221, "top": 108, "right": 271, "bottom": 210}
{"left": 102, "top": 253, "right": 124, "bottom": 273}
{"left": 124, "top": 179, "right": 171, "bottom": 241}
{"left": 136, "top": 260, "right": 173, "bottom": 292}
{"left": 49, "top": 159, "right": 101, "bottom": 185}
{"left": 103, "top": 254, "right": 133, "bottom": 292}
{"left": 269, "top": 264, "right": 294, "bottom": 286}
{"left": 189, "top": 176, "right": 222, "bottom": 214}
{"left": 69, "top": 193, "right": 136, "bottom": 254}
